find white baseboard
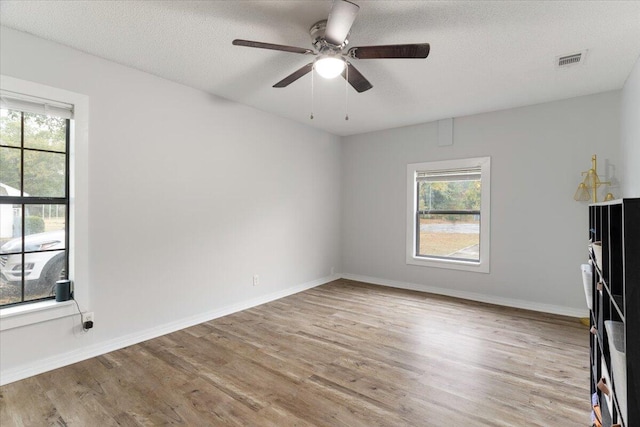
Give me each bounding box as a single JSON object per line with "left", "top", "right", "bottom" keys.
{"left": 341, "top": 273, "right": 586, "bottom": 318}
{"left": 0, "top": 274, "right": 339, "bottom": 386}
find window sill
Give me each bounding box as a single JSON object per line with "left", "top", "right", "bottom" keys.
{"left": 0, "top": 299, "right": 77, "bottom": 331}
{"left": 406, "top": 255, "right": 490, "bottom": 273}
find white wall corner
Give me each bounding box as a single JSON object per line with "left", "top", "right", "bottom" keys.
{"left": 437, "top": 118, "right": 454, "bottom": 147}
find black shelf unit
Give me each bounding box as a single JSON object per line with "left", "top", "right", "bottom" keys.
{"left": 588, "top": 198, "right": 639, "bottom": 427}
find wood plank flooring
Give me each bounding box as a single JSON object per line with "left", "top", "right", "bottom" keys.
{"left": 0, "top": 279, "right": 590, "bottom": 426}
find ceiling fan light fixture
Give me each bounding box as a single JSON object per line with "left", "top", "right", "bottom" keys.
{"left": 314, "top": 56, "right": 345, "bottom": 79}
{"left": 232, "top": 0, "right": 430, "bottom": 93}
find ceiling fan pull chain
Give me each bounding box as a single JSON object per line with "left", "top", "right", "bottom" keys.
{"left": 310, "top": 66, "right": 314, "bottom": 120}
{"left": 345, "top": 63, "right": 349, "bottom": 121}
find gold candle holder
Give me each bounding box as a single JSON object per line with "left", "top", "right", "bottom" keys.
{"left": 574, "top": 155, "right": 613, "bottom": 203}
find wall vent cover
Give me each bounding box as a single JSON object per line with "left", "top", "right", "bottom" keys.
{"left": 557, "top": 52, "right": 585, "bottom": 68}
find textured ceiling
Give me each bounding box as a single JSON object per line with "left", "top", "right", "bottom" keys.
{"left": 1, "top": 1, "right": 640, "bottom": 136}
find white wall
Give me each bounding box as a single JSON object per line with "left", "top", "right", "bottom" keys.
{"left": 621, "top": 55, "right": 640, "bottom": 197}
{"left": 0, "top": 27, "right": 342, "bottom": 383}
{"left": 341, "top": 92, "right": 621, "bottom": 315}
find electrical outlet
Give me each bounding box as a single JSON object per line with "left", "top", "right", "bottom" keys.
{"left": 82, "top": 312, "right": 94, "bottom": 330}
{"left": 253, "top": 274, "right": 259, "bottom": 286}
{"left": 331, "top": 266, "right": 335, "bottom": 275}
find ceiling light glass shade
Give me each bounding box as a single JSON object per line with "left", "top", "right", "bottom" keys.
{"left": 574, "top": 183, "right": 591, "bottom": 201}
{"left": 315, "top": 56, "right": 345, "bottom": 79}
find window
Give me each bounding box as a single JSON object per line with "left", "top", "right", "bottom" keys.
{"left": 0, "top": 95, "right": 71, "bottom": 307}
{"left": 406, "top": 157, "right": 490, "bottom": 273}
{"left": 0, "top": 76, "right": 88, "bottom": 330}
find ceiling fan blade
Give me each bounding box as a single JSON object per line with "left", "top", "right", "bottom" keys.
{"left": 342, "top": 63, "right": 373, "bottom": 93}
{"left": 349, "top": 43, "right": 430, "bottom": 59}
{"left": 232, "top": 39, "right": 314, "bottom": 55}
{"left": 324, "top": 0, "right": 360, "bottom": 46}
{"left": 273, "top": 63, "right": 314, "bottom": 88}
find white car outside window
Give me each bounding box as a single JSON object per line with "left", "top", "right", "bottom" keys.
{"left": 0, "top": 230, "right": 66, "bottom": 291}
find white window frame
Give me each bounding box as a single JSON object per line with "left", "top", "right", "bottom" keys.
{"left": 406, "top": 156, "right": 491, "bottom": 273}
{"left": 0, "top": 75, "right": 89, "bottom": 330}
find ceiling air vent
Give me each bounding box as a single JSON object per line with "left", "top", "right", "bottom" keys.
{"left": 556, "top": 51, "right": 587, "bottom": 68}
{"left": 558, "top": 53, "right": 581, "bottom": 66}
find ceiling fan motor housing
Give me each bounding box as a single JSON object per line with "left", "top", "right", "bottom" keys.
{"left": 310, "top": 20, "right": 348, "bottom": 53}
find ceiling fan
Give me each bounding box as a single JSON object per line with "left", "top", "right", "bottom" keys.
{"left": 232, "top": 0, "right": 430, "bottom": 93}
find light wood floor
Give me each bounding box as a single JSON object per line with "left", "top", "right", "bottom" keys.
{"left": 0, "top": 279, "right": 590, "bottom": 426}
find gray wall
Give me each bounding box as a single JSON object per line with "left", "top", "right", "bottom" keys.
{"left": 0, "top": 27, "right": 342, "bottom": 382}
{"left": 341, "top": 92, "right": 621, "bottom": 315}
{"left": 621, "top": 55, "right": 640, "bottom": 197}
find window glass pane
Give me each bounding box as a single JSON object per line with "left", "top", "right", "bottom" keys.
{"left": 0, "top": 278, "right": 22, "bottom": 306}
{"left": 23, "top": 112, "right": 66, "bottom": 152}
{"left": 23, "top": 249, "right": 66, "bottom": 302}
{"left": 23, "top": 205, "right": 66, "bottom": 251}
{"left": 23, "top": 150, "right": 66, "bottom": 197}
{"left": 0, "top": 204, "right": 22, "bottom": 254}
{"left": 417, "top": 213, "right": 480, "bottom": 261}
{"left": 418, "top": 180, "right": 481, "bottom": 211}
{"left": 1, "top": 204, "right": 23, "bottom": 303}
{"left": 1, "top": 146, "right": 22, "bottom": 192}
{"left": 0, "top": 109, "right": 21, "bottom": 147}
